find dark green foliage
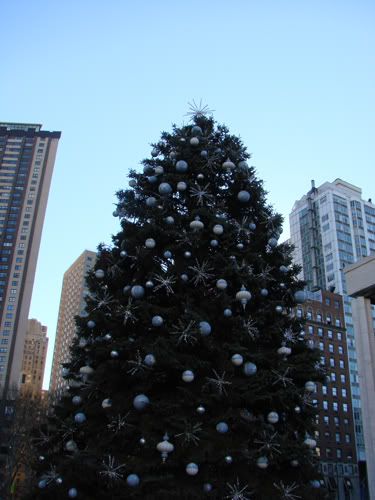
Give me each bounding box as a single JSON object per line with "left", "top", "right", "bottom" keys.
{"left": 31, "top": 113, "right": 327, "bottom": 499}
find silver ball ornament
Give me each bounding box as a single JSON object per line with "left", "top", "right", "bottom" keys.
{"left": 210, "top": 239, "right": 219, "bottom": 247}
{"left": 177, "top": 181, "right": 187, "bottom": 191}
{"left": 133, "top": 394, "right": 150, "bottom": 411}
{"left": 196, "top": 405, "right": 206, "bottom": 415}
{"left": 268, "top": 237, "right": 278, "bottom": 248}
{"left": 279, "top": 265, "right": 289, "bottom": 274}
{"left": 163, "top": 250, "right": 172, "bottom": 258}
{"left": 191, "top": 125, "right": 203, "bottom": 136}
{"left": 216, "top": 421, "right": 229, "bottom": 433}
{"left": 275, "top": 305, "right": 283, "bottom": 313}
{"left": 65, "top": 440, "right": 78, "bottom": 452}
{"left": 101, "top": 398, "right": 112, "bottom": 409}
{"left": 237, "top": 160, "right": 248, "bottom": 170}
{"left": 199, "top": 321, "right": 211, "bottom": 336}
{"left": 129, "top": 179, "right": 137, "bottom": 187}
{"left": 182, "top": 370, "right": 194, "bottom": 382}
{"left": 184, "top": 251, "right": 192, "bottom": 258}
{"left": 144, "top": 354, "right": 156, "bottom": 366}
{"left": 154, "top": 166, "right": 164, "bottom": 175}
{"left": 151, "top": 148, "right": 158, "bottom": 157}
{"left": 110, "top": 350, "right": 119, "bottom": 358}
{"left": 222, "top": 158, "right": 235, "bottom": 170}
{"left": 243, "top": 362, "right": 257, "bottom": 376}
{"left": 294, "top": 290, "right": 307, "bottom": 304}
{"left": 145, "top": 238, "right": 156, "bottom": 249}
{"left": 294, "top": 406, "right": 301, "bottom": 414}
{"left": 225, "top": 455, "right": 233, "bottom": 464}
{"left": 126, "top": 474, "right": 140, "bottom": 487}
{"left": 158, "top": 182, "right": 172, "bottom": 195}
{"left": 38, "top": 480, "right": 47, "bottom": 489}
{"left": 151, "top": 315, "right": 164, "bottom": 327}
{"left": 131, "top": 285, "right": 145, "bottom": 299}
{"left": 74, "top": 412, "right": 86, "bottom": 424}
{"left": 203, "top": 483, "right": 212, "bottom": 493}
{"left": 139, "top": 437, "right": 146, "bottom": 445}
{"left": 291, "top": 459, "right": 299, "bottom": 467}
{"left": 200, "top": 150, "right": 208, "bottom": 158}
{"left": 260, "top": 288, "right": 268, "bottom": 297}
{"left": 145, "top": 280, "right": 154, "bottom": 288}
{"left": 249, "top": 222, "right": 256, "bottom": 231}
{"left": 224, "top": 308, "right": 232, "bottom": 317}
{"left": 216, "top": 279, "right": 228, "bottom": 290}
{"left": 256, "top": 456, "right": 269, "bottom": 469}
{"left": 190, "top": 137, "right": 199, "bottom": 146}
{"left": 181, "top": 273, "right": 189, "bottom": 282}
{"left": 176, "top": 160, "right": 188, "bottom": 172}
{"left": 267, "top": 411, "right": 279, "bottom": 424}
{"left": 120, "top": 250, "right": 127, "bottom": 258}
{"left": 68, "top": 488, "right": 78, "bottom": 498}
{"left": 213, "top": 224, "right": 224, "bottom": 235}
{"left": 87, "top": 320, "right": 95, "bottom": 329}
{"left": 72, "top": 396, "right": 82, "bottom": 405}
{"left": 148, "top": 176, "right": 157, "bottom": 184}
{"left": 165, "top": 216, "right": 175, "bottom": 225}
{"left": 95, "top": 269, "right": 105, "bottom": 279}
{"left": 305, "top": 381, "right": 316, "bottom": 392}
{"left": 197, "top": 173, "right": 204, "bottom": 180}
{"left": 56, "top": 477, "right": 63, "bottom": 485}
{"left": 146, "top": 197, "right": 157, "bottom": 207}
{"left": 237, "top": 190, "right": 251, "bottom": 203}
{"left": 186, "top": 463, "right": 199, "bottom": 476}
{"left": 231, "top": 354, "right": 243, "bottom": 366}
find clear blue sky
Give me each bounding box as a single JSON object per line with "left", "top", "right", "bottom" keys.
{"left": 1, "top": 0, "right": 374, "bottom": 388}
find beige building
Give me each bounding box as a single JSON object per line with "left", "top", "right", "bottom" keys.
{"left": 0, "top": 123, "right": 60, "bottom": 398}
{"left": 49, "top": 250, "right": 96, "bottom": 398}
{"left": 20, "top": 319, "right": 48, "bottom": 398}
{"left": 345, "top": 256, "right": 375, "bottom": 500}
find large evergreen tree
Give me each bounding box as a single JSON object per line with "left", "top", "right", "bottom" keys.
{"left": 32, "top": 105, "right": 326, "bottom": 499}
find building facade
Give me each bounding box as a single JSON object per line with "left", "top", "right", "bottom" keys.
{"left": 297, "top": 290, "right": 360, "bottom": 498}
{"left": 345, "top": 256, "right": 375, "bottom": 500}
{"left": 20, "top": 318, "right": 48, "bottom": 398}
{"left": 49, "top": 250, "right": 95, "bottom": 399}
{"left": 0, "top": 123, "right": 60, "bottom": 398}
{"left": 289, "top": 178, "right": 375, "bottom": 488}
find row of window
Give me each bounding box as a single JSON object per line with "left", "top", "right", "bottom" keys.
{"left": 296, "top": 308, "right": 342, "bottom": 325}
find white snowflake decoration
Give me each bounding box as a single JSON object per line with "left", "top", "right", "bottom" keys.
{"left": 273, "top": 481, "right": 301, "bottom": 500}
{"left": 271, "top": 368, "right": 295, "bottom": 387}
{"left": 153, "top": 273, "right": 176, "bottom": 295}
{"left": 190, "top": 183, "right": 214, "bottom": 206}
{"left": 107, "top": 413, "right": 133, "bottom": 433}
{"left": 186, "top": 99, "right": 214, "bottom": 120}
{"left": 99, "top": 455, "right": 126, "bottom": 484}
{"left": 188, "top": 259, "right": 214, "bottom": 286}
{"left": 225, "top": 478, "right": 252, "bottom": 500}
{"left": 205, "top": 369, "right": 232, "bottom": 396}
{"left": 254, "top": 431, "right": 281, "bottom": 457}
{"left": 175, "top": 422, "right": 202, "bottom": 446}
{"left": 170, "top": 320, "right": 198, "bottom": 345}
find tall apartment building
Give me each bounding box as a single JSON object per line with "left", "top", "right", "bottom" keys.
{"left": 20, "top": 318, "right": 48, "bottom": 398}
{"left": 49, "top": 250, "right": 96, "bottom": 399}
{"left": 297, "top": 290, "right": 360, "bottom": 498}
{"left": 289, "top": 179, "right": 375, "bottom": 477}
{"left": 0, "top": 123, "right": 60, "bottom": 398}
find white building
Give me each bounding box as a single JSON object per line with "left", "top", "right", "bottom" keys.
{"left": 290, "top": 178, "right": 375, "bottom": 468}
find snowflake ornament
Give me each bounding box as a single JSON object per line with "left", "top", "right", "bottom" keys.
{"left": 273, "top": 481, "right": 301, "bottom": 500}
{"left": 190, "top": 183, "right": 214, "bottom": 206}
{"left": 186, "top": 99, "right": 214, "bottom": 120}
{"left": 170, "top": 320, "right": 198, "bottom": 345}
{"left": 242, "top": 317, "right": 259, "bottom": 340}
{"left": 99, "top": 455, "right": 126, "bottom": 484}
{"left": 188, "top": 259, "right": 214, "bottom": 286}
{"left": 271, "top": 368, "right": 295, "bottom": 387}
{"left": 175, "top": 422, "right": 202, "bottom": 446}
{"left": 153, "top": 273, "right": 176, "bottom": 295}
{"left": 225, "top": 478, "right": 252, "bottom": 500}
{"left": 254, "top": 431, "right": 281, "bottom": 457}
{"left": 107, "top": 413, "right": 133, "bottom": 433}
{"left": 116, "top": 298, "right": 138, "bottom": 326}
{"left": 205, "top": 369, "right": 232, "bottom": 396}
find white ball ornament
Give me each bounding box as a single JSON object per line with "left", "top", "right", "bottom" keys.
{"left": 225, "top": 456, "right": 233, "bottom": 464}
{"left": 222, "top": 158, "right": 235, "bottom": 170}
{"left": 72, "top": 396, "right": 82, "bottom": 405}
{"left": 110, "top": 350, "right": 119, "bottom": 358}
{"left": 256, "top": 456, "right": 269, "bottom": 469}
{"left": 196, "top": 405, "right": 206, "bottom": 415}
{"left": 294, "top": 406, "right": 301, "bottom": 414}
{"left": 163, "top": 250, "right": 172, "bottom": 259}
{"left": 277, "top": 345, "right": 292, "bottom": 356}
{"left": 260, "top": 288, "right": 269, "bottom": 297}
{"left": 191, "top": 125, "right": 203, "bottom": 136}
{"left": 190, "top": 218, "right": 204, "bottom": 231}
{"left": 74, "top": 412, "right": 86, "bottom": 424}
{"left": 133, "top": 394, "right": 150, "bottom": 411}
{"left": 267, "top": 411, "right": 279, "bottom": 424}
{"left": 148, "top": 176, "right": 157, "bottom": 184}
{"left": 305, "top": 381, "right": 316, "bottom": 393}
{"left": 158, "top": 182, "right": 172, "bottom": 195}
{"left": 131, "top": 285, "right": 145, "bottom": 299}
{"left": 95, "top": 269, "right": 105, "bottom": 279}
{"left": 126, "top": 474, "right": 140, "bottom": 487}
{"left": 186, "top": 463, "right": 199, "bottom": 476}
{"left": 224, "top": 308, "right": 232, "bottom": 317}
{"left": 210, "top": 239, "right": 219, "bottom": 247}
{"left": 184, "top": 251, "right": 192, "bottom": 258}
{"left": 151, "top": 148, "right": 159, "bottom": 157}
{"left": 145, "top": 238, "right": 156, "bottom": 249}
{"left": 144, "top": 354, "right": 156, "bottom": 366}
{"left": 146, "top": 197, "right": 157, "bottom": 207}
{"left": 182, "top": 370, "right": 195, "bottom": 382}
{"left": 237, "top": 160, "right": 248, "bottom": 170}
{"left": 291, "top": 459, "right": 299, "bottom": 467}
{"left": 145, "top": 280, "right": 154, "bottom": 288}
{"left": 199, "top": 321, "right": 211, "bottom": 336}
{"left": 231, "top": 354, "right": 243, "bottom": 366}
{"left": 200, "top": 150, "right": 208, "bottom": 158}
{"left": 87, "top": 320, "right": 95, "bottom": 329}
{"left": 176, "top": 160, "right": 188, "bottom": 172}
{"left": 216, "top": 279, "right": 228, "bottom": 290}
{"left": 165, "top": 216, "right": 175, "bottom": 225}
{"left": 275, "top": 305, "right": 283, "bottom": 313}
{"left": 279, "top": 265, "right": 289, "bottom": 274}
{"left": 177, "top": 181, "right": 187, "bottom": 191}
{"left": 268, "top": 237, "right": 278, "bottom": 248}
{"left": 243, "top": 362, "right": 257, "bottom": 376}
{"left": 181, "top": 273, "right": 189, "bottom": 282}
{"left": 120, "top": 250, "right": 127, "bottom": 258}
{"left": 65, "top": 440, "right": 78, "bottom": 452}
{"left": 294, "top": 290, "right": 307, "bottom": 304}
{"left": 68, "top": 488, "right": 78, "bottom": 498}
{"left": 237, "top": 190, "right": 251, "bottom": 203}
{"left": 213, "top": 224, "right": 224, "bottom": 235}
{"left": 129, "top": 179, "right": 137, "bottom": 187}
{"left": 101, "top": 398, "right": 112, "bottom": 409}
{"left": 216, "top": 422, "right": 229, "bottom": 433}
{"left": 151, "top": 315, "right": 163, "bottom": 327}
{"left": 190, "top": 137, "right": 199, "bottom": 146}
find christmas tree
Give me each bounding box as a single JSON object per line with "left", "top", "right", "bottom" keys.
{"left": 33, "top": 103, "right": 326, "bottom": 499}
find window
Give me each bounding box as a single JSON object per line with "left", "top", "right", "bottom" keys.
{"left": 338, "top": 346, "right": 343, "bottom": 355}
{"left": 337, "top": 332, "right": 342, "bottom": 341}
{"left": 330, "top": 358, "right": 335, "bottom": 367}
{"left": 323, "top": 401, "right": 328, "bottom": 410}
{"left": 306, "top": 310, "right": 312, "bottom": 320}
{"left": 318, "top": 327, "right": 323, "bottom": 337}
{"left": 341, "top": 388, "right": 347, "bottom": 398}
{"left": 322, "top": 385, "right": 328, "bottom": 395}
{"left": 340, "top": 374, "right": 346, "bottom": 383}
{"left": 296, "top": 308, "right": 303, "bottom": 318}
{"left": 326, "top": 448, "right": 332, "bottom": 458}
{"left": 335, "top": 433, "right": 341, "bottom": 443}
{"left": 317, "top": 313, "right": 322, "bottom": 322}
{"left": 345, "top": 434, "right": 351, "bottom": 443}
{"left": 334, "top": 417, "right": 340, "bottom": 426}
{"left": 335, "top": 319, "right": 341, "bottom": 327}
{"left": 326, "top": 314, "right": 331, "bottom": 324}
{"left": 308, "top": 325, "right": 314, "bottom": 334}
{"left": 333, "top": 402, "right": 338, "bottom": 412}
{"left": 329, "top": 344, "right": 334, "bottom": 353}
{"left": 332, "top": 387, "right": 337, "bottom": 397}
{"left": 325, "top": 296, "right": 331, "bottom": 305}
{"left": 343, "top": 404, "right": 348, "bottom": 412}
{"left": 339, "top": 360, "right": 345, "bottom": 369}
{"left": 319, "top": 342, "right": 324, "bottom": 351}
{"left": 323, "top": 416, "right": 329, "bottom": 425}
{"left": 337, "top": 449, "right": 342, "bottom": 459}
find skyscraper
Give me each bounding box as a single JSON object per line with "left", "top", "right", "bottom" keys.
{"left": 0, "top": 123, "right": 60, "bottom": 398}
{"left": 289, "top": 178, "right": 375, "bottom": 467}
{"left": 49, "top": 250, "right": 96, "bottom": 399}
{"left": 20, "top": 318, "right": 48, "bottom": 399}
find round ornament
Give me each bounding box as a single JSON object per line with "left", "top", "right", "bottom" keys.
{"left": 279, "top": 265, "right": 289, "bottom": 274}
{"left": 182, "top": 370, "right": 194, "bottom": 382}
{"left": 143, "top": 165, "right": 154, "bottom": 175}
{"left": 144, "top": 354, "right": 156, "bottom": 366}
{"left": 216, "top": 422, "right": 229, "bottom": 434}
{"left": 120, "top": 250, "right": 127, "bottom": 258}
{"left": 101, "top": 398, "right": 112, "bottom": 409}
{"left": 200, "top": 150, "right": 208, "bottom": 158}
{"left": 203, "top": 483, "right": 212, "bottom": 493}
{"left": 225, "top": 456, "right": 233, "bottom": 464}
{"left": 291, "top": 459, "right": 299, "bottom": 467}
{"left": 74, "top": 412, "right": 86, "bottom": 424}
{"left": 199, "top": 321, "right": 211, "bottom": 336}
{"left": 145, "top": 238, "right": 156, "bottom": 249}
{"left": 311, "top": 480, "right": 321, "bottom": 489}
{"left": 277, "top": 345, "right": 292, "bottom": 356}
{"left": 133, "top": 394, "right": 150, "bottom": 411}
{"left": 216, "top": 279, "right": 228, "bottom": 290}
{"left": 155, "top": 166, "right": 164, "bottom": 175}
{"left": 158, "top": 182, "right": 172, "bottom": 195}
{"left": 237, "top": 243, "right": 244, "bottom": 250}
{"left": 237, "top": 190, "right": 251, "bottom": 203}
{"left": 131, "top": 285, "right": 145, "bottom": 299}
{"left": 190, "top": 218, "right": 204, "bottom": 231}
{"left": 256, "top": 456, "right": 269, "bottom": 469}
{"left": 79, "top": 365, "right": 94, "bottom": 375}
{"left": 191, "top": 125, "right": 203, "bottom": 136}
{"left": 156, "top": 435, "right": 175, "bottom": 461}
{"left": 268, "top": 237, "right": 278, "bottom": 248}
{"left": 62, "top": 367, "right": 70, "bottom": 377}
{"left": 180, "top": 138, "right": 186, "bottom": 143}
{"left": 68, "top": 489, "right": 78, "bottom": 498}
{"left": 165, "top": 216, "right": 175, "bottom": 225}
{"left": 126, "top": 474, "right": 140, "bottom": 487}
{"left": 146, "top": 197, "right": 157, "bottom": 207}
{"left": 170, "top": 151, "right": 177, "bottom": 160}
{"left": 110, "top": 350, "right": 119, "bottom": 359}
{"left": 294, "top": 406, "right": 301, "bottom": 414}
{"left": 260, "top": 288, "right": 268, "bottom": 297}
{"left": 243, "top": 362, "right": 257, "bottom": 376}
{"left": 151, "top": 148, "right": 158, "bottom": 157}
{"left": 304, "top": 437, "right": 317, "bottom": 449}
{"left": 196, "top": 405, "right": 205, "bottom": 415}
{"left": 224, "top": 308, "right": 232, "bottom": 317}
{"left": 104, "top": 333, "right": 112, "bottom": 341}
{"left": 152, "top": 315, "right": 164, "bottom": 327}
{"left": 163, "top": 250, "right": 172, "bottom": 259}
{"left": 305, "top": 381, "right": 316, "bottom": 393}
{"left": 95, "top": 269, "right": 105, "bottom": 279}
{"left": 294, "top": 290, "right": 307, "bottom": 304}
{"left": 275, "top": 305, "right": 283, "bottom": 313}
{"left": 65, "top": 440, "right": 78, "bottom": 452}
{"left": 210, "top": 239, "right": 219, "bottom": 247}
{"left": 38, "top": 480, "right": 47, "bottom": 489}
{"left": 197, "top": 173, "right": 204, "bottom": 180}
{"left": 223, "top": 158, "right": 235, "bottom": 170}
{"left": 177, "top": 181, "right": 187, "bottom": 191}
{"left": 213, "top": 224, "right": 224, "bottom": 235}
{"left": 237, "top": 160, "right": 248, "bottom": 170}
{"left": 176, "top": 160, "right": 188, "bottom": 172}
{"left": 148, "top": 176, "right": 157, "bottom": 184}
{"left": 139, "top": 438, "right": 146, "bottom": 445}
{"left": 146, "top": 280, "right": 154, "bottom": 288}
{"left": 72, "top": 396, "right": 82, "bottom": 405}
{"left": 87, "top": 320, "right": 95, "bottom": 329}
{"left": 186, "top": 463, "right": 199, "bottom": 476}
{"left": 129, "top": 179, "right": 137, "bottom": 187}
{"left": 181, "top": 274, "right": 189, "bottom": 282}
{"left": 184, "top": 251, "right": 192, "bottom": 258}
{"left": 190, "top": 137, "right": 199, "bottom": 146}
{"left": 267, "top": 411, "right": 279, "bottom": 424}
{"left": 249, "top": 222, "right": 256, "bottom": 231}
{"left": 231, "top": 354, "right": 243, "bottom": 366}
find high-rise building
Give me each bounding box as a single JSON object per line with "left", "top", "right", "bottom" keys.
{"left": 289, "top": 179, "right": 375, "bottom": 477}
{"left": 49, "top": 250, "right": 96, "bottom": 399}
{"left": 0, "top": 123, "right": 60, "bottom": 398}
{"left": 296, "top": 290, "right": 360, "bottom": 498}
{"left": 20, "top": 318, "right": 48, "bottom": 398}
